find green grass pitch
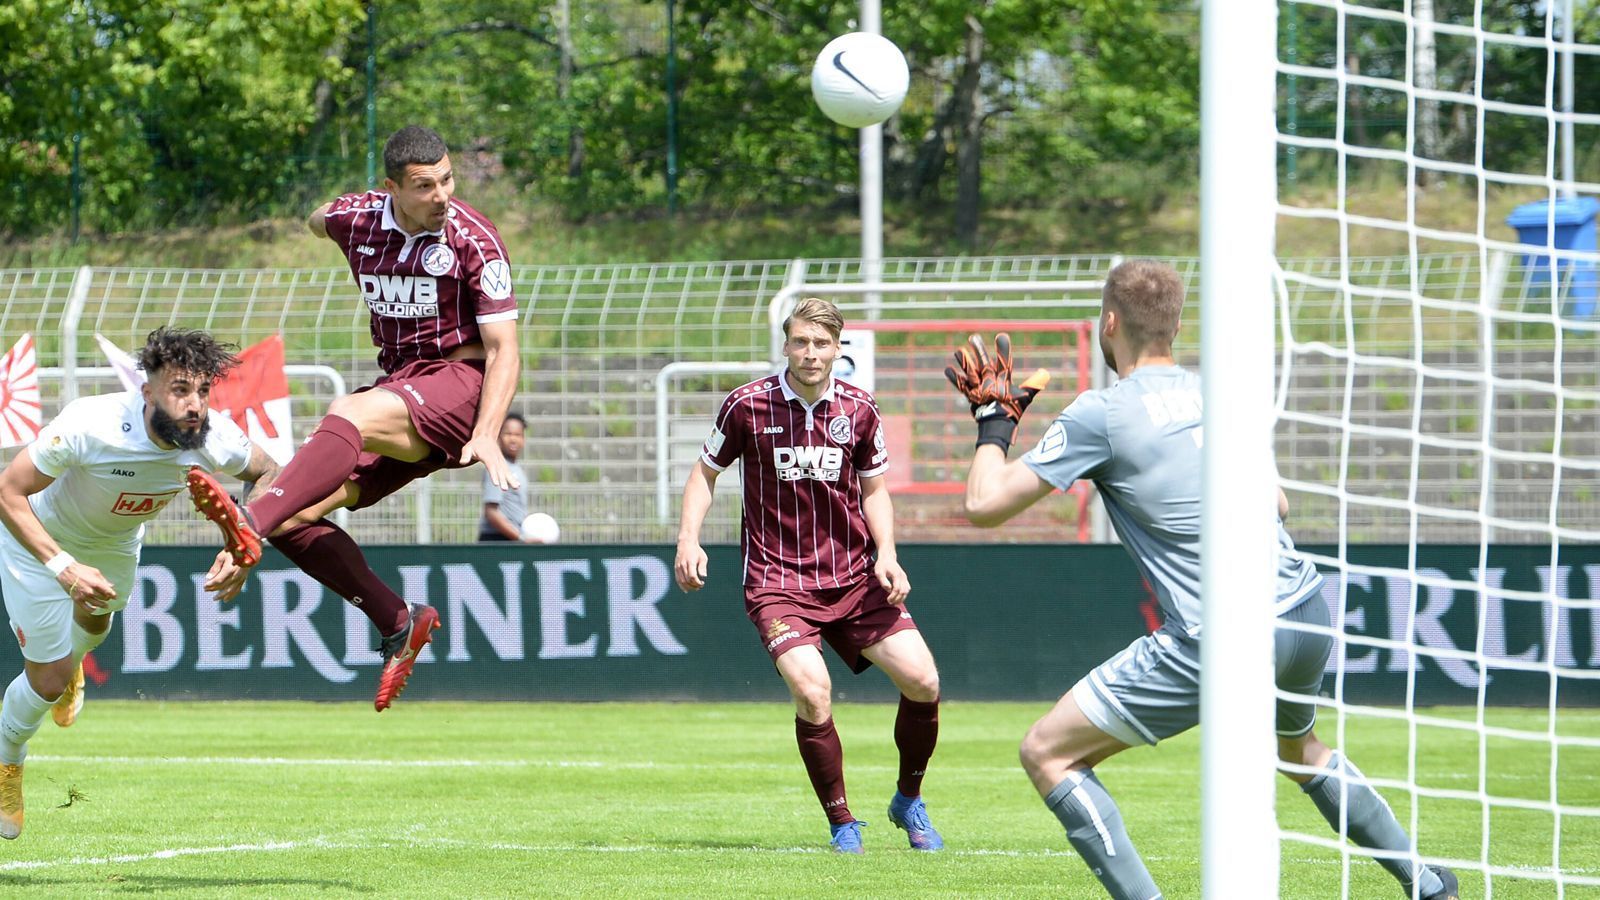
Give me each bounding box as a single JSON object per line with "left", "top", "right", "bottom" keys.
{"left": 0, "top": 701, "right": 1594, "bottom": 897}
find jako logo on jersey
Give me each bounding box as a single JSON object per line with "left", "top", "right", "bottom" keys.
{"left": 356, "top": 244, "right": 377, "bottom": 257}
{"left": 773, "top": 445, "right": 843, "bottom": 482}
{"left": 762, "top": 426, "right": 785, "bottom": 434}
{"left": 357, "top": 274, "right": 439, "bottom": 317}
{"left": 111, "top": 490, "right": 181, "bottom": 517}
{"left": 402, "top": 384, "right": 426, "bottom": 407}
{"left": 109, "top": 468, "right": 136, "bottom": 477}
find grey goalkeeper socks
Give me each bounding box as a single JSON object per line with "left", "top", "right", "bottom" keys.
{"left": 1302, "top": 751, "right": 1445, "bottom": 897}
{"left": 1044, "top": 768, "right": 1164, "bottom": 900}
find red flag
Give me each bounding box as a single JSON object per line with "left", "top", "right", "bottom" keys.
{"left": 209, "top": 335, "right": 293, "bottom": 463}
{"left": 0, "top": 334, "right": 42, "bottom": 448}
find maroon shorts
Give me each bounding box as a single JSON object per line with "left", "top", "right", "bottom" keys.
{"left": 746, "top": 578, "right": 919, "bottom": 674}
{"left": 348, "top": 358, "right": 486, "bottom": 511}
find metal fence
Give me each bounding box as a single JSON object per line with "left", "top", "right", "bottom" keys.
{"left": 0, "top": 252, "right": 1592, "bottom": 546}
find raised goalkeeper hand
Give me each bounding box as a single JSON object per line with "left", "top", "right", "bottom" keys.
{"left": 944, "top": 333, "right": 1050, "bottom": 453}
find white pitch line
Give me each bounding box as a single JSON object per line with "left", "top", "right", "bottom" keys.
{"left": 0, "top": 838, "right": 334, "bottom": 872}
{"left": 24, "top": 755, "right": 1596, "bottom": 783}
{"left": 24, "top": 755, "right": 1023, "bottom": 774}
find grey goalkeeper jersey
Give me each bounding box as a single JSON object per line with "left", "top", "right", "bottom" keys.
{"left": 1022, "top": 364, "right": 1322, "bottom": 637}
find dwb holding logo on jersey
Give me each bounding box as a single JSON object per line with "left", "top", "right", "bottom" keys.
{"left": 774, "top": 445, "right": 843, "bottom": 482}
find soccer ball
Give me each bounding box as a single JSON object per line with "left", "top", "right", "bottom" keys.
{"left": 810, "top": 32, "right": 910, "bottom": 128}
{"left": 520, "top": 512, "right": 560, "bottom": 544}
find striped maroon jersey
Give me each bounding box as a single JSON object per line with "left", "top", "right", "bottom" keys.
{"left": 321, "top": 191, "right": 518, "bottom": 374}
{"left": 702, "top": 374, "right": 892, "bottom": 590}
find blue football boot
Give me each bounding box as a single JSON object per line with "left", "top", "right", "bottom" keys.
{"left": 887, "top": 792, "right": 944, "bottom": 851}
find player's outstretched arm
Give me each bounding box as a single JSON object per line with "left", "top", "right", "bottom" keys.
{"left": 306, "top": 201, "right": 333, "bottom": 238}
{"left": 0, "top": 449, "right": 117, "bottom": 610}
{"left": 963, "top": 445, "right": 1055, "bottom": 528}
{"left": 860, "top": 474, "right": 910, "bottom": 603}
{"left": 674, "top": 460, "right": 720, "bottom": 592}
{"left": 460, "top": 319, "right": 522, "bottom": 491}
{"left": 235, "top": 444, "right": 281, "bottom": 507}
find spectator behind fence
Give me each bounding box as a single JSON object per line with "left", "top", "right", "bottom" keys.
{"left": 479, "top": 414, "right": 534, "bottom": 542}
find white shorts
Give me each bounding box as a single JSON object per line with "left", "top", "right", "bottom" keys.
{"left": 0, "top": 527, "right": 137, "bottom": 664}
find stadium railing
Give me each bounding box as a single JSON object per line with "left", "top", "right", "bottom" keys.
{"left": 0, "top": 252, "right": 1588, "bottom": 545}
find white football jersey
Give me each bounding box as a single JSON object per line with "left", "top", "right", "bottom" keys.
{"left": 26, "top": 392, "right": 252, "bottom": 550}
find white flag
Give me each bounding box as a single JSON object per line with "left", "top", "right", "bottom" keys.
{"left": 95, "top": 333, "right": 146, "bottom": 391}
{"left": 0, "top": 334, "right": 42, "bottom": 448}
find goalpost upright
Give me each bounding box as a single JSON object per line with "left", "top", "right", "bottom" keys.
{"left": 1199, "top": 0, "right": 1282, "bottom": 897}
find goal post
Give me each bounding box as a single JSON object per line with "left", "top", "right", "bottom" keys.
{"left": 1199, "top": 0, "right": 1282, "bottom": 898}
{"left": 1211, "top": 0, "right": 1600, "bottom": 895}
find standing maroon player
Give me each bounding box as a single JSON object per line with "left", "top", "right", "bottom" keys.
{"left": 673, "top": 297, "right": 944, "bottom": 854}
{"left": 188, "top": 125, "right": 521, "bottom": 711}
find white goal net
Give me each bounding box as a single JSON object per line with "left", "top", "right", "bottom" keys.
{"left": 1208, "top": 0, "right": 1600, "bottom": 897}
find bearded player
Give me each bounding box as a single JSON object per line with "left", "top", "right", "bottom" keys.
{"left": 188, "top": 125, "right": 521, "bottom": 711}
{"left": 674, "top": 297, "right": 943, "bottom": 854}
{"left": 0, "top": 327, "right": 280, "bottom": 838}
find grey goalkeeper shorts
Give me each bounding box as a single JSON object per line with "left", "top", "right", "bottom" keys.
{"left": 1072, "top": 596, "right": 1334, "bottom": 746}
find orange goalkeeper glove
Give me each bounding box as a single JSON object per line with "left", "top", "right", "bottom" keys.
{"left": 943, "top": 333, "right": 1051, "bottom": 454}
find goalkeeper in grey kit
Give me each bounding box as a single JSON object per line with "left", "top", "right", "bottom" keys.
{"left": 944, "top": 259, "right": 1458, "bottom": 900}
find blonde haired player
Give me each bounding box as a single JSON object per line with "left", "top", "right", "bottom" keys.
{"left": 0, "top": 327, "right": 280, "bottom": 839}
{"left": 675, "top": 297, "right": 944, "bottom": 854}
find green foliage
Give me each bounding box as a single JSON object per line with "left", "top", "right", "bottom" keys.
{"left": 1, "top": 0, "right": 364, "bottom": 234}
{"left": 4, "top": 0, "right": 1202, "bottom": 240}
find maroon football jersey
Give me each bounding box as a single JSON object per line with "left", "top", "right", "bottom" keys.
{"left": 321, "top": 191, "right": 518, "bottom": 374}
{"left": 702, "top": 373, "right": 891, "bottom": 590}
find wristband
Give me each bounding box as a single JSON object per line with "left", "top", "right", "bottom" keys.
{"left": 975, "top": 416, "right": 1015, "bottom": 455}
{"left": 45, "top": 552, "right": 74, "bottom": 577}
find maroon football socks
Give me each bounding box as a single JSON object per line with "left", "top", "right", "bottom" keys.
{"left": 246, "top": 414, "right": 364, "bottom": 536}
{"left": 894, "top": 695, "right": 940, "bottom": 798}
{"left": 795, "top": 716, "right": 853, "bottom": 825}
{"left": 268, "top": 520, "right": 410, "bottom": 636}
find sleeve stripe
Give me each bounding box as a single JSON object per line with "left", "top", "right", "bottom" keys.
{"left": 858, "top": 463, "right": 890, "bottom": 478}
{"left": 447, "top": 217, "right": 492, "bottom": 266}
{"left": 700, "top": 453, "right": 730, "bottom": 472}
{"left": 475, "top": 310, "right": 519, "bottom": 324}
{"left": 448, "top": 201, "right": 511, "bottom": 259}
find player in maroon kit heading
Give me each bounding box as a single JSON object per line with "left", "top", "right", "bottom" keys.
{"left": 187, "top": 125, "right": 521, "bottom": 711}
{"left": 674, "top": 297, "right": 944, "bottom": 854}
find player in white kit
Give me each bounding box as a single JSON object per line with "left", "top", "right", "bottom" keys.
{"left": 0, "top": 327, "right": 281, "bottom": 839}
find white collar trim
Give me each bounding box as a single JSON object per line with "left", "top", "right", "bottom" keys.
{"left": 380, "top": 194, "right": 445, "bottom": 238}
{"left": 779, "top": 370, "right": 835, "bottom": 406}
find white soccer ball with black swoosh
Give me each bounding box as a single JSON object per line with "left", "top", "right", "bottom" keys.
{"left": 811, "top": 32, "right": 909, "bottom": 128}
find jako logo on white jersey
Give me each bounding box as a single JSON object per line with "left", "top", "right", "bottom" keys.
{"left": 358, "top": 274, "right": 439, "bottom": 317}
{"left": 773, "top": 445, "right": 844, "bottom": 482}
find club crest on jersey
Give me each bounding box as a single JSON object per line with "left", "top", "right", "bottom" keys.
{"left": 774, "top": 445, "right": 843, "bottom": 482}
{"left": 420, "top": 243, "right": 456, "bottom": 276}
{"left": 111, "top": 489, "right": 181, "bottom": 517}
{"left": 827, "top": 414, "right": 852, "bottom": 444}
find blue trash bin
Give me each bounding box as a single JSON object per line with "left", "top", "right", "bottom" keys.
{"left": 1505, "top": 197, "right": 1599, "bottom": 317}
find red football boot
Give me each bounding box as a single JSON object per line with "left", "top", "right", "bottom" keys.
{"left": 374, "top": 605, "right": 440, "bottom": 712}
{"left": 186, "top": 467, "right": 263, "bottom": 567}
